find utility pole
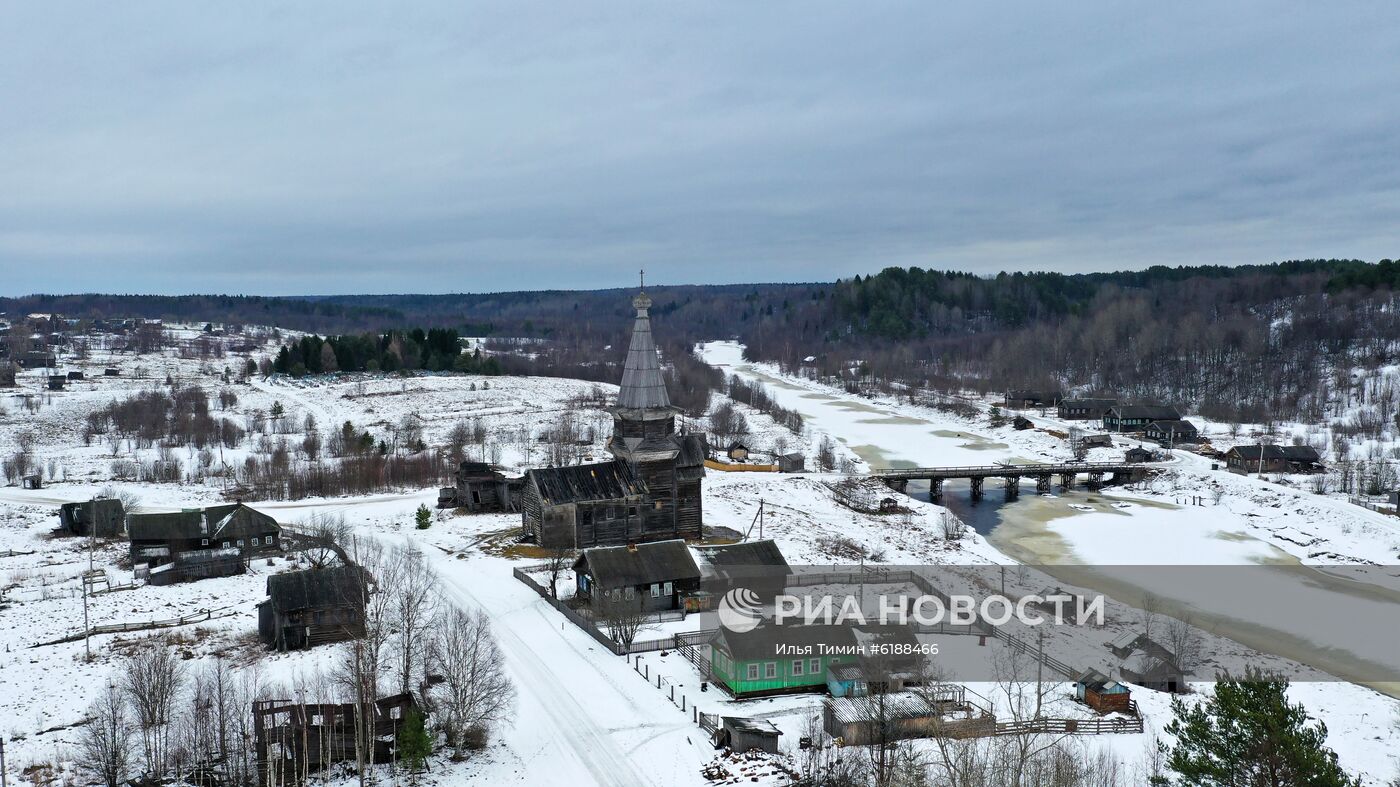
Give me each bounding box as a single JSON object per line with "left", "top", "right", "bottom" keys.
{"left": 0, "top": 735, "right": 7, "bottom": 787}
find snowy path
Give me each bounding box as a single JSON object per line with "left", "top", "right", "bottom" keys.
{"left": 419, "top": 543, "right": 710, "bottom": 787}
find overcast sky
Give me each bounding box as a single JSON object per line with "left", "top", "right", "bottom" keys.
{"left": 1, "top": 2, "right": 1398, "bottom": 296}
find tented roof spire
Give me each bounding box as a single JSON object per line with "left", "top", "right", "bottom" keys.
{"left": 616, "top": 281, "right": 671, "bottom": 410}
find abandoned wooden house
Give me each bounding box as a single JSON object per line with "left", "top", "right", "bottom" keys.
{"left": 1012, "top": 415, "right": 1034, "bottom": 430}
{"left": 258, "top": 564, "right": 371, "bottom": 650}
{"left": 15, "top": 350, "right": 56, "bottom": 368}
{"left": 126, "top": 502, "right": 281, "bottom": 568}
{"left": 103, "top": 367, "right": 121, "bottom": 377}
{"left": 1102, "top": 405, "right": 1181, "bottom": 432}
{"left": 438, "top": 460, "right": 523, "bottom": 511}
{"left": 65, "top": 370, "right": 83, "bottom": 381}
{"left": 714, "top": 717, "right": 781, "bottom": 754}
{"left": 47, "top": 374, "right": 66, "bottom": 390}
{"left": 1004, "top": 390, "right": 1060, "bottom": 408}
{"left": 1058, "top": 398, "right": 1118, "bottom": 420}
{"left": 57, "top": 497, "right": 126, "bottom": 538}
{"left": 521, "top": 288, "right": 706, "bottom": 548}
{"left": 1224, "top": 444, "right": 1324, "bottom": 474}
{"left": 573, "top": 539, "right": 702, "bottom": 613}
{"left": 1143, "top": 419, "right": 1200, "bottom": 445}
{"left": 1073, "top": 670, "right": 1133, "bottom": 714}
{"left": 253, "top": 692, "right": 416, "bottom": 782}
{"left": 1119, "top": 646, "right": 1186, "bottom": 693}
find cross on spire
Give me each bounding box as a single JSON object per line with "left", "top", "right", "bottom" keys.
{"left": 639, "top": 268, "right": 645, "bottom": 290}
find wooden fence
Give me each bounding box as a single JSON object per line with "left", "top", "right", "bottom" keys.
{"left": 34, "top": 605, "right": 237, "bottom": 647}
{"left": 512, "top": 566, "right": 627, "bottom": 655}
{"left": 995, "top": 714, "right": 1143, "bottom": 736}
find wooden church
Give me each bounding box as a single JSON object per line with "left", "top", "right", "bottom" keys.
{"left": 521, "top": 287, "right": 706, "bottom": 548}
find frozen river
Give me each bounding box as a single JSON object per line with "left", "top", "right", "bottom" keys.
{"left": 699, "top": 340, "right": 1400, "bottom": 692}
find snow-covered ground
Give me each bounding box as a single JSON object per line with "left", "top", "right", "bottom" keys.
{"left": 4, "top": 332, "right": 1400, "bottom": 784}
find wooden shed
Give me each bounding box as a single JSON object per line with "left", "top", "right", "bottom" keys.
{"left": 716, "top": 717, "right": 781, "bottom": 754}
{"left": 726, "top": 441, "right": 751, "bottom": 462}
{"left": 1074, "top": 670, "right": 1133, "bottom": 714}
{"left": 777, "top": 452, "right": 805, "bottom": 473}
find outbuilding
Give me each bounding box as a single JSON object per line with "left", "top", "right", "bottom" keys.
{"left": 58, "top": 498, "right": 126, "bottom": 538}
{"left": 716, "top": 717, "right": 781, "bottom": 754}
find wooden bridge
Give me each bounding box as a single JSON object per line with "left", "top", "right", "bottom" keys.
{"left": 871, "top": 461, "right": 1151, "bottom": 501}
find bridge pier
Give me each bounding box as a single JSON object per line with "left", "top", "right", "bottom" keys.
{"left": 1035, "top": 474, "right": 1052, "bottom": 493}
{"left": 969, "top": 477, "right": 984, "bottom": 501}
{"left": 929, "top": 478, "right": 943, "bottom": 501}
{"left": 1003, "top": 476, "right": 1019, "bottom": 500}
{"left": 885, "top": 478, "right": 908, "bottom": 494}
{"left": 1060, "top": 473, "right": 1077, "bottom": 490}
{"left": 1087, "top": 471, "right": 1104, "bottom": 489}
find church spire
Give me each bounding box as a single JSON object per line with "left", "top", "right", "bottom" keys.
{"left": 616, "top": 278, "right": 671, "bottom": 411}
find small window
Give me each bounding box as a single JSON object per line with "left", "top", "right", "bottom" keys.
{"left": 764, "top": 662, "right": 777, "bottom": 679}
{"left": 627, "top": 506, "right": 638, "bottom": 517}
{"left": 792, "top": 660, "right": 804, "bottom": 677}
{"left": 624, "top": 586, "right": 635, "bottom": 601}
{"left": 746, "top": 663, "right": 759, "bottom": 681}
{"left": 200, "top": 538, "right": 209, "bottom": 546}
{"left": 236, "top": 539, "right": 245, "bottom": 547}
{"left": 650, "top": 583, "right": 660, "bottom": 598}
{"left": 662, "top": 581, "right": 672, "bottom": 596}
{"left": 222, "top": 541, "right": 230, "bottom": 548}
{"left": 810, "top": 658, "right": 821, "bottom": 675}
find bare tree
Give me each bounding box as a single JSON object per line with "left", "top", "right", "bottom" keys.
{"left": 429, "top": 607, "right": 515, "bottom": 755}
{"left": 391, "top": 545, "right": 439, "bottom": 696}
{"left": 1163, "top": 613, "right": 1203, "bottom": 673}
{"left": 79, "top": 683, "right": 132, "bottom": 787}
{"left": 597, "top": 592, "right": 648, "bottom": 648}
{"left": 544, "top": 546, "right": 573, "bottom": 600}
{"left": 123, "top": 638, "right": 185, "bottom": 779}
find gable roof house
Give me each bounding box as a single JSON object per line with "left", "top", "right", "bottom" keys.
{"left": 520, "top": 287, "right": 706, "bottom": 548}
{"left": 694, "top": 539, "right": 791, "bottom": 603}
{"left": 1224, "top": 444, "right": 1324, "bottom": 475}
{"left": 1103, "top": 405, "right": 1182, "bottom": 432}
{"left": 1058, "top": 398, "right": 1118, "bottom": 420}
{"left": 574, "top": 539, "right": 702, "bottom": 613}
{"left": 258, "top": 564, "right": 372, "bottom": 650}
{"left": 127, "top": 503, "right": 280, "bottom": 568}
{"left": 438, "top": 461, "right": 523, "bottom": 512}
{"left": 1143, "top": 419, "right": 1200, "bottom": 445}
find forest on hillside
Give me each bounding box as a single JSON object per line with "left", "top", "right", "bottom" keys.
{"left": 10, "top": 258, "right": 1400, "bottom": 434}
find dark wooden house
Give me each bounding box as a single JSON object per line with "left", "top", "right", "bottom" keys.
{"left": 21, "top": 474, "right": 42, "bottom": 489}
{"left": 1144, "top": 419, "right": 1199, "bottom": 445}
{"left": 1058, "top": 398, "right": 1117, "bottom": 420}
{"left": 574, "top": 539, "right": 702, "bottom": 613}
{"left": 1124, "top": 446, "right": 1156, "bottom": 463}
{"left": 1012, "top": 415, "right": 1034, "bottom": 430}
{"left": 1103, "top": 405, "right": 1181, "bottom": 432}
{"left": 57, "top": 498, "right": 126, "bottom": 538}
{"left": 1004, "top": 390, "right": 1060, "bottom": 408}
{"left": 258, "top": 564, "right": 371, "bottom": 650}
{"left": 1225, "top": 444, "right": 1324, "bottom": 474}
{"left": 47, "top": 375, "right": 66, "bottom": 390}
{"left": 15, "top": 351, "right": 56, "bottom": 368}
{"left": 66, "top": 370, "right": 84, "bottom": 381}
{"left": 253, "top": 692, "right": 416, "bottom": 782}
{"left": 0, "top": 363, "right": 14, "bottom": 387}
{"left": 438, "top": 461, "right": 523, "bottom": 511}
{"left": 521, "top": 288, "right": 706, "bottom": 548}
{"left": 127, "top": 503, "right": 281, "bottom": 568}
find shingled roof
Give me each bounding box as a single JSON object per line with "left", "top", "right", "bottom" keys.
{"left": 264, "top": 564, "right": 370, "bottom": 613}
{"left": 127, "top": 503, "right": 278, "bottom": 542}
{"left": 616, "top": 290, "right": 672, "bottom": 411}
{"left": 575, "top": 539, "right": 701, "bottom": 591}
{"left": 1107, "top": 405, "right": 1182, "bottom": 421}
{"left": 526, "top": 461, "right": 643, "bottom": 506}
{"left": 694, "top": 539, "right": 790, "bottom": 582}
{"left": 1226, "top": 445, "right": 1322, "bottom": 462}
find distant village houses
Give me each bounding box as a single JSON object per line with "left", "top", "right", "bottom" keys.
{"left": 1058, "top": 398, "right": 1117, "bottom": 420}
{"left": 1143, "top": 419, "right": 1200, "bottom": 446}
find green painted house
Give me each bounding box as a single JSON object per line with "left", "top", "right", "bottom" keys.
{"left": 709, "top": 624, "right": 858, "bottom": 697}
